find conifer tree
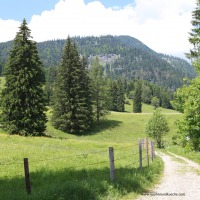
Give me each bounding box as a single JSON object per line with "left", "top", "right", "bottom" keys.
{"left": 0, "top": 19, "right": 47, "bottom": 135}
{"left": 109, "top": 79, "right": 125, "bottom": 112}
{"left": 90, "top": 57, "right": 109, "bottom": 124}
{"left": 133, "top": 81, "right": 142, "bottom": 113}
{"left": 80, "top": 56, "right": 94, "bottom": 130}
{"left": 44, "top": 66, "right": 57, "bottom": 105}
{"left": 52, "top": 37, "right": 93, "bottom": 134}
{"left": 116, "top": 78, "right": 125, "bottom": 112}
{"left": 110, "top": 80, "right": 118, "bottom": 111}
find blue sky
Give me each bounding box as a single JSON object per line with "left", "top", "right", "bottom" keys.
{"left": 0, "top": 0, "right": 196, "bottom": 59}
{"left": 0, "top": 0, "right": 60, "bottom": 22}
{"left": 85, "top": 0, "right": 134, "bottom": 8}
{"left": 0, "top": 0, "right": 134, "bottom": 22}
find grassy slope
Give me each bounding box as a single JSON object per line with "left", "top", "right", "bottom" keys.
{"left": 0, "top": 77, "right": 179, "bottom": 199}
{"left": 0, "top": 116, "right": 177, "bottom": 199}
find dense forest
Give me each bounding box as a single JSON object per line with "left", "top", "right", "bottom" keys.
{"left": 0, "top": 35, "right": 195, "bottom": 90}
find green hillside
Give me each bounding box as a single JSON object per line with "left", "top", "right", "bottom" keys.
{"left": 0, "top": 35, "right": 195, "bottom": 90}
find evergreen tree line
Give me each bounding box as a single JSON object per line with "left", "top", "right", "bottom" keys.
{"left": 125, "top": 80, "right": 173, "bottom": 109}
{"left": 45, "top": 63, "right": 173, "bottom": 113}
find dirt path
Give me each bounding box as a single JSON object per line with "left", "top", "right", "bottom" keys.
{"left": 137, "top": 152, "right": 200, "bottom": 200}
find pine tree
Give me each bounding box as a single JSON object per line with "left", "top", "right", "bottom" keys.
{"left": 116, "top": 79, "right": 125, "bottom": 112}
{"left": 133, "top": 81, "right": 142, "bottom": 113}
{"left": 110, "top": 80, "right": 118, "bottom": 111}
{"left": 90, "top": 57, "right": 109, "bottom": 124}
{"left": 187, "top": 0, "right": 200, "bottom": 59}
{"left": 52, "top": 37, "right": 93, "bottom": 134}
{"left": 0, "top": 19, "right": 47, "bottom": 135}
{"left": 80, "top": 56, "right": 94, "bottom": 130}
{"left": 44, "top": 66, "right": 57, "bottom": 105}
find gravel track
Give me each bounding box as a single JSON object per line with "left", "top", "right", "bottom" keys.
{"left": 137, "top": 152, "right": 200, "bottom": 200}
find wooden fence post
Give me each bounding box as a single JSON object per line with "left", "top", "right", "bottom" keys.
{"left": 24, "top": 158, "right": 31, "bottom": 195}
{"left": 146, "top": 138, "right": 149, "bottom": 167}
{"left": 150, "top": 141, "right": 153, "bottom": 162}
{"left": 153, "top": 142, "right": 156, "bottom": 158}
{"left": 138, "top": 139, "right": 142, "bottom": 171}
{"left": 141, "top": 139, "right": 144, "bottom": 150}
{"left": 109, "top": 147, "right": 115, "bottom": 181}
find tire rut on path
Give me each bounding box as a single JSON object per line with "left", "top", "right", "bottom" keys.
{"left": 137, "top": 152, "right": 200, "bottom": 200}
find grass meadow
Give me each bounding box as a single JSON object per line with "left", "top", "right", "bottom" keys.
{"left": 0, "top": 76, "right": 183, "bottom": 199}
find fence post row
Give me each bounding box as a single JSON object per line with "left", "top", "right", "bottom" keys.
{"left": 109, "top": 147, "right": 115, "bottom": 181}
{"left": 24, "top": 158, "right": 31, "bottom": 195}
{"left": 20, "top": 139, "right": 155, "bottom": 195}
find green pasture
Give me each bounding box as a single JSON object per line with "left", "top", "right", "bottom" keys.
{"left": 0, "top": 110, "right": 180, "bottom": 200}
{"left": 0, "top": 76, "right": 182, "bottom": 199}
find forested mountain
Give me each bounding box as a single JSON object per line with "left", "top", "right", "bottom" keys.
{"left": 0, "top": 35, "right": 195, "bottom": 89}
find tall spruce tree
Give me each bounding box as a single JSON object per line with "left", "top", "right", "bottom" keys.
{"left": 133, "top": 81, "right": 142, "bottom": 113}
{"left": 44, "top": 66, "right": 57, "bottom": 105}
{"left": 116, "top": 78, "right": 125, "bottom": 112}
{"left": 52, "top": 37, "right": 93, "bottom": 134}
{"left": 0, "top": 19, "right": 47, "bottom": 135}
{"left": 80, "top": 56, "right": 94, "bottom": 130}
{"left": 90, "top": 57, "right": 109, "bottom": 124}
{"left": 110, "top": 80, "right": 118, "bottom": 111}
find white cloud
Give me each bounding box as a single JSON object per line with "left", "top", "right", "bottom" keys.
{"left": 0, "top": 0, "right": 197, "bottom": 59}
{"left": 0, "top": 19, "right": 20, "bottom": 42}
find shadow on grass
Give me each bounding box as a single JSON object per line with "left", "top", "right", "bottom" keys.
{"left": 0, "top": 164, "right": 159, "bottom": 200}
{"left": 45, "top": 119, "right": 122, "bottom": 139}
{"left": 87, "top": 119, "right": 122, "bottom": 135}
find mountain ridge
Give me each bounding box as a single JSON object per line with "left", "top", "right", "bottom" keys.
{"left": 0, "top": 35, "right": 195, "bottom": 90}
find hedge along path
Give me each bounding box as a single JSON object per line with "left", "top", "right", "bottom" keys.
{"left": 137, "top": 152, "right": 200, "bottom": 200}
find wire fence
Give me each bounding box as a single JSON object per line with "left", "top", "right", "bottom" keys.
{"left": 0, "top": 138, "right": 156, "bottom": 195}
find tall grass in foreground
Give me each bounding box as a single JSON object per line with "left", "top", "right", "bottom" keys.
{"left": 0, "top": 109, "right": 167, "bottom": 200}
{"left": 0, "top": 133, "right": 163, "bottom": 200}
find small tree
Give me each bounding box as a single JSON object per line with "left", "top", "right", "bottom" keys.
{"left": 151, "top": 96, "right": 160, "bottom": 109}
{"left": 145, "top": 109, "right": 169, "bottom": 148}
